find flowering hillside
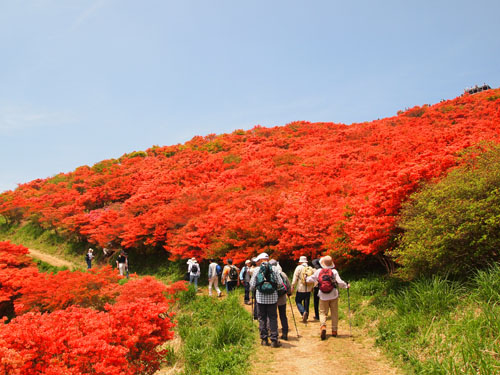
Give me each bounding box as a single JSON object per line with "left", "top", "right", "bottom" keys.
{"left": 1, "top": 89, "right": 500, "bottom": 268}
{"left": 0, "top": 241, "right": 186, "bottom": 374}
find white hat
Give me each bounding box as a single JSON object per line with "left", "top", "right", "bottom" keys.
{"left": 299, "top": 256, "right": 308, "bottom": 264}
{"left": 245, "top": 259, "right": 251, "bottom": 264}
{"left": 256, "top": 252, "right": 269, "bottom": 261}
{"left": 319, "top": 255, "right": 335, "bottom": 269}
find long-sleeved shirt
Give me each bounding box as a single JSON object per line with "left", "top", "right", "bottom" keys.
{"left": 239, "top": 266, "right": 251, "bottom": 283}
{"left": 291, "top": 263, "right": 314, "bottom": 292}
{"left": 208, "top": 262, "right": 219, "bottom": 279}
{"left": 188, "top": 262, "right": 201, "bottom": 277}
{"left": 306, "top": 267, "right": 347, "bottom": 300}
{"left": 249, "top": 263, "right": 283, "bottom": 304}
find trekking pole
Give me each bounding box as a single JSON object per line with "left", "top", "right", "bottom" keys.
{"left": 287, "top": 295, "right": 300, "bottom": 338}
{"left": 347, "top": 286, "right": 352, "bottom": 338}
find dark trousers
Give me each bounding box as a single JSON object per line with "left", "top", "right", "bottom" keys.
{"left": 313, "top": 286, "right": 320, "bottom": 319}
{"left": 244, "top": 281, "right": 250, "bottom": 302}
{"left": 258, "top": 302, "right": 278, "bottom": 342}
{"left": 295, "top": 291, "right": 311, "bottom": 316}
{"left": 252, "top": 290, "right": 258, "bottom": 319}
{"left": 278, "top": 303, "right": 288, "bottom": 335}
{"left": 226, "top": 280, "right": 237, "bottom": 292}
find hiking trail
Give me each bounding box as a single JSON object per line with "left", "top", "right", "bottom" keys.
{"left": 245, "top": 296, "right": 403, "bottom": 375}
{"left": 27, "top": 248, "right": 77, "bottom": 270}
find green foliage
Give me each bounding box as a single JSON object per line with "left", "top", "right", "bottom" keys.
{"left": 393, "top": 146, "right": 500, "bottom": 278}
{"left": 173, "top": 291, "right": 256, "bottom": 375}
{"left": 223, "top": 154, "right": 242, "bottom": 164}
{"left": 34, "top": 259, "right": 69, "bottom": 273}
{"left": 347, "top": 268, "right": 500, "bottom": 374}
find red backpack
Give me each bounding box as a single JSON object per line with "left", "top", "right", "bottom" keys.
{"left": 318, "top": 268, "right": 337, "bottom": 293}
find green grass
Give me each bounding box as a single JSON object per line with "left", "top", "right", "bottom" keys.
{"left": 344, "top": 266, "right": 500, "bottom": 374}
{"left": 168, "top": 287, "right": 256, "bottom": 375}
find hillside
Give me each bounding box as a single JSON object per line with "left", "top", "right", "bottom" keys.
{"left": 1, "top": 89, "right": 500, "bottom": 268}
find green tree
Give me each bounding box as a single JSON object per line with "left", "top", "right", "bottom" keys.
{"left": 393, "top": 145, "right": 500, "bottom": 278}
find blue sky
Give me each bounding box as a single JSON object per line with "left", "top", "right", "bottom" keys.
{"left": 1, "top": 0, "right": 499, "bottom": 193}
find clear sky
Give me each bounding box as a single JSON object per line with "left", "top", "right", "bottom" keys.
{"left": 1, "top": 0, "right": 499, "bottom": 193}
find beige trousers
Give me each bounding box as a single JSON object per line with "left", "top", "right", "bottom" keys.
{"left": 319, "top": 298, "right": 339, "bottom": 331}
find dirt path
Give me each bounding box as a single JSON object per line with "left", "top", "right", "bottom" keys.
{"left": 27, "top": 248, "right": 77, "bottom": 270}
{"left": 247, "top": 296, "right": 403, "bottom": 375}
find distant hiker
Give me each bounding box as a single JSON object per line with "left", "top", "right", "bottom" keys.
{"left": 185, "top": 258, "right": 193, "bottom": 281}
{"left": 270, "top": 259, "right": 291, "bottom": 340}
{"left": 291, "top": 256, "right": 315, "bottom": 322}
{"left": 208, "top": 259, "right": 222, "bottom": 297}
{"left": 222, "top": 259, "right": 240, "bottom": 293}
{"left": 240, "top": 260, "right": 252, "bottom": 304}
{"left": 116, "top": 251, "right": 128, "bottom": 276}
{"left": 306, "top": 255, "right": 349, "bottom": 340}
{"left": 188, "top": 257, "right": 201, "bottom": 291}
{"left": 85, "top": 248, "right": 94, "bottom": 269}
{"left": 250, "top": 252, "right": 283, "bottom": 348}
{"left": 311, "top": 258, "right": 322, "bottom": 320}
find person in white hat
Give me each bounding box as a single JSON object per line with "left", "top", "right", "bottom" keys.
{"left": 291, "top": 255, "right": 315, "bottom": 322}
{"left": 249, "top": 252, "right": 283, "bottom": 348}
{"left": 240, "top": 260, "right": 252, "bottom": 304}
{"left": 188, "top": 257, "right": 201, "bottom": 291}
{"left": 306, "top": 255, "right": 349, "bottom": 340}
{"left": 85, "top": 248, "right": 94, "bottom": 269}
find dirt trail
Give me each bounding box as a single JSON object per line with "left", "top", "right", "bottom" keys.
{"left": 247, "top": 297, "right": 402, "bottom": 375}
{"left": 27, "top": 248, "right": 77, "bottom": 270}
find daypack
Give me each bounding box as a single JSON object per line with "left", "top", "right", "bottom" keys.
{"left": 256, "top": 263, "right": 278, "bottom": 294}
{"left": 190, "top": 263, "right": 198, "bottom": 274}
{"left": 216, "top": 264, "right": 222, "bottom": 276}
{"left": 300, "top": 265, "right": 316, "bottom": 290}
{"left": 277, "top": 278, "right": 288, "bottom": 296}
{"left": 228, "top": 265, "right": 239, "bottom": 281}
{"left": 317, "top": 268, "right": 338, "bottom": 293}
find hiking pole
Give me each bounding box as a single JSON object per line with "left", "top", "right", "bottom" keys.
{"left": 347, "top": 286, "right": 352, "bottom": 338}
{"left": 287, "top": 295, "right": 300, "bottom": 338}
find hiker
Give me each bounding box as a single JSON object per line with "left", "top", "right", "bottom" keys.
{"left": 306, "top": 255, "right": 349, "bottom": 340}
{"left": 249, "top": 252, "right": 283, "bottom": 348}
{"left": 291, "top": 256, "right": 315, "bottom": 322}
{"left": 85, "top": 248, "right": 94, "bottom": 269}
{"left": 208, "top": 259, "right": 222, "bottom": 297}
{"left": 116, "top": 251, "right": 128, "bottom": 276}
{"left": 311, "top": 258, "right": 322, "bottom": 320}
{"left": 185, "top": 258, "right": 193, "bottom": 281}
{"left": 270, "top": 259, "right": 292, "bottom": 340}
{"left": 250, "top": 258, "right": 259, "bottom": 319}
{"left": 240, "top": 260, "right": 252, "bottom": 304}
{"left": 222, "top": 259, "right": 240, "bottom": 293}
{"left": 188, "top": 257, "right": 201, "bottom": 291}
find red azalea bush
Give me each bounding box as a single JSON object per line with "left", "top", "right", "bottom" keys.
{"left": 0, "top": 241, "right": 186, "bottom": 374}
{"left": 1, "top": 90, "right": 500, "bottom": 268}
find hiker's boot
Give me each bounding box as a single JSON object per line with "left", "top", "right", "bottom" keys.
{"left": 320, "top": 325, "right": 327, "bottom": 340}
{"left": 271, "top": 340, "right": 282, "bottom": 348}
{"left": 261, "top": 339, "right": 270, "bottom": 346}
{"left": 280, "top": 333, "right": 288, "bottom": 341}
{"left": 331, "top": 330, "right": 338, "bottom": 337}
{"left": 302, "top": 311, "right": 308, "bottom": 322}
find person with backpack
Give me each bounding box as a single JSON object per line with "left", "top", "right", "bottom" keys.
{"left": 311, "top": 258, "right": 322, "bottom": 320}
{"left": 291, "top": 256, "right": 315, "bottom": 322}
{"left": 270, "top": 259, "right": 291, "bottom": 340}
{"left": 188, "top": 257, "right": 201, "bottom": 291}
{"left": 222, "top": 259, "right": 240, "bottom": 293}
{"left": 240, "top": 260, "right": 252, "bottom": 304}
{"left": 250, "top": 253, "right": 283, "bottom": 348}
{"left": 306, "top": 255, "right": 349, "bottom": 340}
{"left": 85, "top": 248, "right": 94, "bottom": 269}
{"left": 208, "top": 259, "right": 222, "bottom": 297}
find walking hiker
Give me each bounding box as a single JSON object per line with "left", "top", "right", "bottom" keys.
{"left": 311, "top": 258, "right": 322, "bottom": 320}
{"left": 250, "top": 258, "right": 258, "bottom": 319}
{"left": 85, "top": 248, "right": 94, "bottom": 269}
{"left": 291, "top": 256, "right": 315, "bottom": 322}
{"left": 116, "top": 251, "right": 128, "bottom": 276}
{"left": 222, "top": 259, "right": 240, "bottom": 293}
{"left": 208, "top": 259, "right": 222, "bottom": 297}
{"left": 188, "top": 257, "right": 201, "bottom": 291}
{"left": 240, "top": 260, "right": 252, "bottom": 304}
{"left": 250, "top": 252, "right": 283, "bottom": 348}
{"left": 306, "top": 255, "right": 349, "bottom": 340}
{"left": 270, "top": 259, "right": 291, "bottom": 340}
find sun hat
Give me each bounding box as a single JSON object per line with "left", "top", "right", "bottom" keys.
{"left": 256, "top": 252, "right": 269, "bottom": 261}
{"left": 319, "top": 255, "right": 335, "bottom": 269}
{"left": 245, "top": 259, "right": 251, "bottom": 265}
{"left": 299, "top": 256, "right": 308, "bottom": 264}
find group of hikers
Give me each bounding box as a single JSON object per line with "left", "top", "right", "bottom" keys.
{"left": 187, "top": 252, "right": 350, "bottom": 347}
{"left": 85, "top": 247, "right": 129, "bottom": 278}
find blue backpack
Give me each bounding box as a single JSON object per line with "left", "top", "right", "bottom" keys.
{"left": 216, "top": 264, "right": 222, "bottom": 276}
